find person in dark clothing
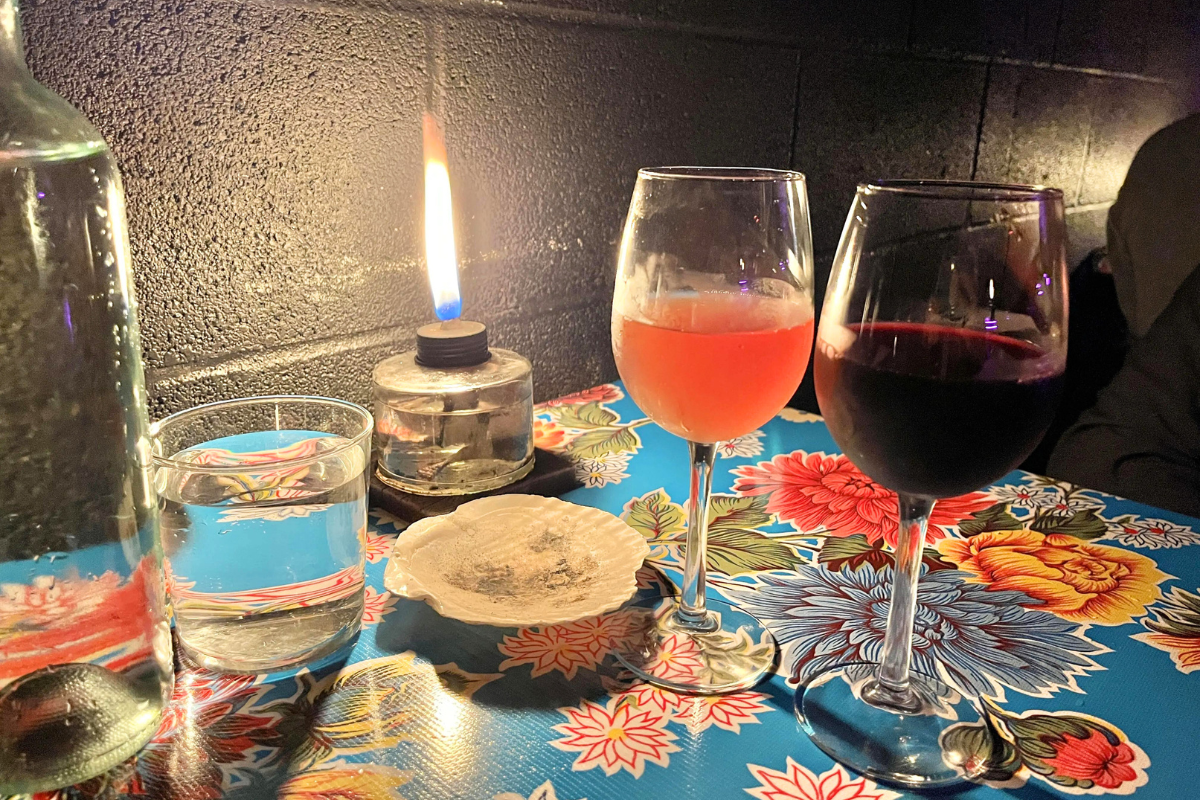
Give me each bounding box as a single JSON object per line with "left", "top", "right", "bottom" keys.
{"left": 1106, "top": 113, "right": 1200, "bottom": 337}
{"left": 1022, "top": 249, "right": 1129, "bottom": 475}
{"left": 1048, "top": 264, "right": 1200, "bottom": 518}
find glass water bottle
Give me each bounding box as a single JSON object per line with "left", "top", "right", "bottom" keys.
{"left": 0, "top": 1, "right": 172, "bottom": 792}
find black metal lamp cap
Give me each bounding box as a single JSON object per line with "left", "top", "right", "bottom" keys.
{"left": 416, "top": 319, "right": 490, "bottom": 367}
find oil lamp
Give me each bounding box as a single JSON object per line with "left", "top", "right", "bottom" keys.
{"left": 371, "top": 114, "right": 534, "bottom": 496}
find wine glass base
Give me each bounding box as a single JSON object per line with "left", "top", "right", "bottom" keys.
{"left": 612, "top": 594, "right": 776, "bottom": 694}
{"left": 796, "top": 662, "right": 991, "bottom": 789}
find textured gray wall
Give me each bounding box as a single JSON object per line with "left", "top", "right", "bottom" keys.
{"left": 19, "top": 0, "right": 1198, "bottom": 414}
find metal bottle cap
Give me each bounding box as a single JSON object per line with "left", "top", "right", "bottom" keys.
{"left": 415, "top": 319, "right": 490, "bottom": 368}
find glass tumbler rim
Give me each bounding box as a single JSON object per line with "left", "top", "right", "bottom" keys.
{"left": 151, "top": 394, "right": 373, "bottom": 474}
{"left": 860, "top": 179, "right": 1063, "bottom": 202}
{"left": 637, "top": 165, "right": 807, "bottom": 183}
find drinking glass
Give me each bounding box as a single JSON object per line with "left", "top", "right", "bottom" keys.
{"left": 803, "top": 181, "right": 1068, "bottom": 786}
{"left": 612, "top": 167, "right": 815, "bottom": 693}
{"left": 153, "top": 396, "right": 372, "bottom": 672}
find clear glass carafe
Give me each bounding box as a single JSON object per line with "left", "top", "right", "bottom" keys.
{"left": 0, "top": 1, "right": 172, "bottom": 792}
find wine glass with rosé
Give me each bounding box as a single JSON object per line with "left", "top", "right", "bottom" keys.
{"left": 611, "top": 167, "right": 815, "bottom": 693}
{"left": 802, "top": 181, "right": 1068, "bottom": 787}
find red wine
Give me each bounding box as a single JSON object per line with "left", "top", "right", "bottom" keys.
{"left": 814, "top": 322, "right": 1064, "bottom": 498}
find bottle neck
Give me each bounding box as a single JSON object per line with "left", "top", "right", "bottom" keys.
{"left": 0, "top": 0, "right": 105, "bottom": 159}
{"left": 0, "top": 0, "right": 25, "bottom": 69}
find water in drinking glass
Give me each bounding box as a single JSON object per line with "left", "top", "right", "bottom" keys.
{"left": 613, "top": 293, "right": 814, "bottom": 443}
{"left": 158, "top": 430, "right": 367, "bottom": 671}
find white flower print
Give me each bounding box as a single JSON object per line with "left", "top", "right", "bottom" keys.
{"left": 989, "top": 484, "right": 1053, "bottom": 508}
{"left": 574, "top": 452, "right": 631, "bottom": 488}
{"left": 217, "top": 504, "right": 332, "bottom": 523}
{"left": 778, "top": 408, "right": 822, "bottom": 424}
{"left": 1110, "top": 517, "right": 1200, "bottom": 549}
{"left": 718, "top": 430, "right": 766, "bottom": 459}
{"left": 495, "top": 781, "right": 583, "bottom": 800}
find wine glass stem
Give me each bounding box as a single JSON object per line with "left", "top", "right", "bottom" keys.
{"left": 677, "top": 441, "right": 717, "bottom": 631}
{"left": 876, "top": 493, "right": 936, "bottom": 698}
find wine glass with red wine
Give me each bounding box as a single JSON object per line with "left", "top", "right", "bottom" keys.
{"left": 801, "top": 181, "right": 1067, "bottom": 787}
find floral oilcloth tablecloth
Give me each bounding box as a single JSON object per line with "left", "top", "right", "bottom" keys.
{"left": 30, "top": 383, "right": 1200, "bottom": 800}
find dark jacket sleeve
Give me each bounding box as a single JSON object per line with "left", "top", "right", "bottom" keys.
{"left": 1047, "top": 265, "right": 1200, "bottom": 518}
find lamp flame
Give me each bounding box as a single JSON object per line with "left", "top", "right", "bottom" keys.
{"left": 423, "top": 112, "right": 461, "bottom": 321}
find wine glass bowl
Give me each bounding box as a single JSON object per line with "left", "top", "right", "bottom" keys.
{"left": 816, "top": 181, "right": 1067, "bottom": 499}
{"left": 611, "top": 167, "right": 815, "bottom": 693}
{"left": 802, "top": 180, "right": 1068, "bottom": 786}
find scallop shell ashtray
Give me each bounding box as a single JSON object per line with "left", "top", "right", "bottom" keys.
{"left": 383, "top": 494, "right": 650, "bottom": 627}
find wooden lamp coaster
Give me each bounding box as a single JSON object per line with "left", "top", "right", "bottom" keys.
{"left": 368, "top": 448, "right": 580, "bottom": 523}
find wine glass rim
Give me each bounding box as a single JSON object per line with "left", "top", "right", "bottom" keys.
{"left": 151, "top": 394, "right": 373, "bottom": 473}
{"left": 638, "top": 166, "right": 806, "bottom": 182}
{"left": 861, "top": 180, "right": 1063, "bottom": 201}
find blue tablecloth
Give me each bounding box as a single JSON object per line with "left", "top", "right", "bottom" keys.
{"left": 45, "top": 383, "right": 1200, "bottom": 799}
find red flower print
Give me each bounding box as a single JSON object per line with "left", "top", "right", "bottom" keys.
{"left": 635, "top": 566, "right": 669, "bottom": 593}
{"left": 364, "top": 532, "right": 397, "bottom": 564}
{"left": 562, "top": 610, "right": 638, "bottom": 656}
{"left": 141, "top": 670, "right": 278, "bottom": 799}
{"left": 646, "top": 633, "right": 705, "bottom": 682}
{"left": 672, "top": 691, "right": 772, "bottom": 733}
{"left": 153, "top": 671, "right": 262, "bottom": 741}
{"left": 1044, "top": 729, "right": 1140, "bottom": 790}
{"left": 745, "top": 759, "right": 900, "bottom": 800}
{"left": 534, "top": 419, "right": 569, "bottom": 452}
{"left": 732, "top": 451, "right": 992, "bottom": 546}
{"left": 551, "top": 697, "right": 679, "bottom": 777}
{"left": 498, "top": 625, "right": 604, "bottom": 678}
{"left": 361, "top": 586, "right": 397, "bottom": 624}
{"left": 30, "top": 760, "right": 143, "bottom": 799}
{"left": 0, "top": 558, "right": 161, "bottom": 684}
{"left": 164, "top": 564, "right": 195, "bottom": 599}
{"left": 610, "top": 680, "right": 685, "bottom": 715}
{"left": 376, "top": 415, "right": 419, "bottom": 441}
{"left": 499, "top": 611, "right": 637, "bottom": 678}
{"left": 539, "top": 384, "right": 623, "bottom": 408}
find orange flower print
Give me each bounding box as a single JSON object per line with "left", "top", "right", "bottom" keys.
{"left": 938, "top": 530, "right": 1167, "bottom": 625}
{"left": 533, "top": 419, "right": 569, "bottom": 452}
{"left": 1136, "top": 632, "right": 1200, "bottom": 673}
{"left": 1043, "top": 729, "right": 1139, "bottom": 790}
{"left": 1132, "top": 633, "right": 1200, "bottom": 676}
{"left": 551, "top": 696, "right": 679, "bottom": 777}
{"left": 968, "top": 703, "right": 1151, "bottom": 795}
{"left": 1132, "top": 586, "right": 1200, "bottom": 674}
